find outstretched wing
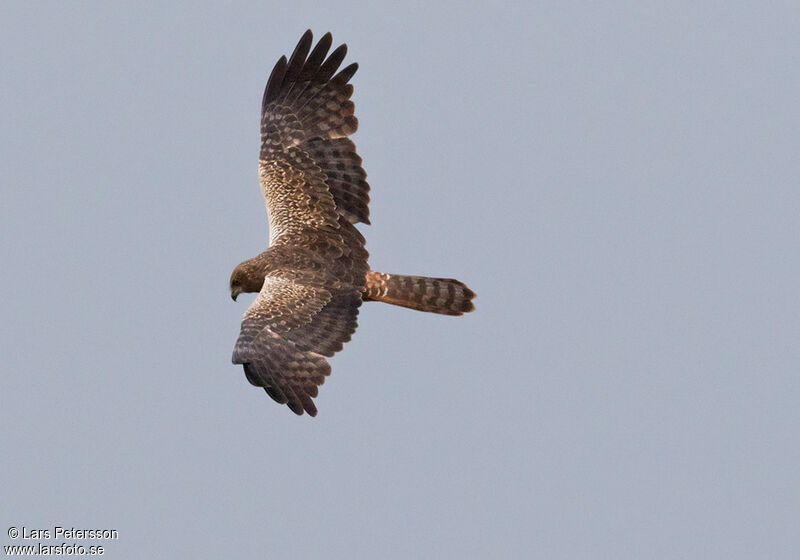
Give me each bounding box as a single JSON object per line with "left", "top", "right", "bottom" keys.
{"left": 259, "top": 30, "right": 371, "bottom": 245}
{"left": 232, "top": 275, "right": 362, "bottom": 416}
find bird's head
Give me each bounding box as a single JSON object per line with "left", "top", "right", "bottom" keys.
{"left": 229, "top": 265, "right": 247, "bottom": 301}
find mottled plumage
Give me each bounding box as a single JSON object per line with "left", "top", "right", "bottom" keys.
{"left": 230, "top": 31, "right": 475, "bottom": 416}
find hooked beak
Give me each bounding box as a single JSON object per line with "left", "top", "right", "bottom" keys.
{"left": 231, "top": 288, "right": 241, "bottom": 302}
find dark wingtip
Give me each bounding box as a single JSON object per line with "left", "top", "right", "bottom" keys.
{"left": 318, "top": 44, "right": 348, "bottom": 82}
{"left": 333, "top": 62, "right": 359, "bottom": 84}
{"left": 264, "top": 384, "right": 288, "bottom": 405}
{"left": 302, "top": 32, "right": 334, "bottom": 82}
{"left": 263, "top": 55, "right": 288, "bottom": 107}
{"left": 302, "top": 394, "right": 318, "bottom": 417}
{"left": 286, "top": 398, "right": 305, "bottom": 416}
{"left": 284, "top": 30, "right": 314, "bottom": 83}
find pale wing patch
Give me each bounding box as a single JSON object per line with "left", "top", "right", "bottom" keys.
{"left": 258, "top": 148, "right": 339, "bottom": 244}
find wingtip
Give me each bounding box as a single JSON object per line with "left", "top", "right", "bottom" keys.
{"left": 334, "top": 61, "right": 359, "bottom": 84}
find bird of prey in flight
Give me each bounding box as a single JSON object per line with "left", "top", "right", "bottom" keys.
{"left": 230, "top": 30, "right": 475, "bottom": 416}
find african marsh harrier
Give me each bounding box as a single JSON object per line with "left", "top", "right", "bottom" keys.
{"left": 230, "top": 30, "right": 475, "bottom": 416}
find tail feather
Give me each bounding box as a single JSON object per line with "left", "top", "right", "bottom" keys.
{"left": 362, "top": 271, "right": 475, "bottom": 316}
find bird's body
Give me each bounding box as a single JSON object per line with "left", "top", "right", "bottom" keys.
{"left": 230, "top": 31, "right": 475, "bottom": 416}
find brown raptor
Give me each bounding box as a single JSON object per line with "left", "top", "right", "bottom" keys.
{"left": 230, "top": 30, "right": 475, "bottom": 416}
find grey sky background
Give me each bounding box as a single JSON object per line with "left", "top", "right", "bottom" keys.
{"left": 2, "top": 2, "right": 799, "bottom": 558}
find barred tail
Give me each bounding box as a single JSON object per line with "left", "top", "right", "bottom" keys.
{"left": 362, "top": 271, "right": 476, "bottom": 316}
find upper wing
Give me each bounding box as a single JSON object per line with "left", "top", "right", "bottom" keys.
{"left": 259, "top": 30, "right": 371, "bottom": 245}
{"left": 231, "top": 275, "right": 362, "bottom": 416}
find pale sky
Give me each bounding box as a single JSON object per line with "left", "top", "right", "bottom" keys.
{"left": 2, "top": 2, "right": 799, "bottom": 558}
